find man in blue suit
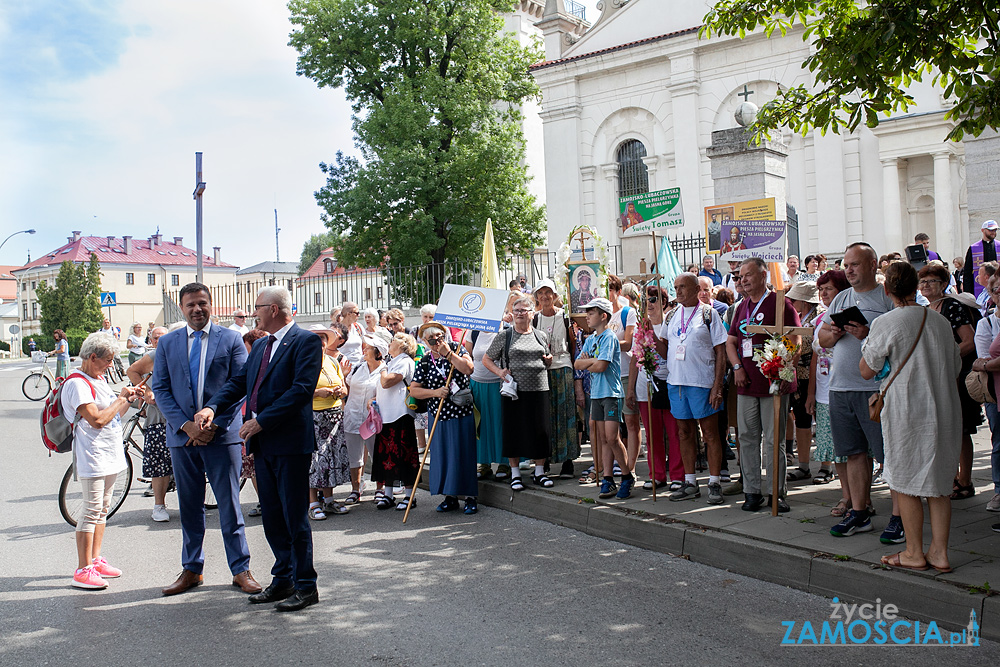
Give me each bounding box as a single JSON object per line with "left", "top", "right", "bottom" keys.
{"left": 195, "top": 285, "right": 323, "bottom": 612}
{"left": 152, "top": 283, "right": 261, "bottom": 597}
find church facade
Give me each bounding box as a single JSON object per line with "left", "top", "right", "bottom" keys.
{"left": 526, "top": 0, "right": 972, "bottom": 264}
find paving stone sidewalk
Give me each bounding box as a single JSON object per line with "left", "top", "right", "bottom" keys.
{"left": 457, "top": 430, "right": 999, "bottom": 641}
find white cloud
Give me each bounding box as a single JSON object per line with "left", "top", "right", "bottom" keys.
{"left": 0, "top": 0, "right": 354, "bottom": 269}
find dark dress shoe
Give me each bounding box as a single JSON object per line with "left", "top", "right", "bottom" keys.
{"left": 766, "top": 495, "right": 791, "bottom": 513}
{"left": 162, "top": 569, "right": 203, "bottom": 596}
{"left": 275, "top": 589, "right": 319, "bottom": 612}
{"left": 248, "top": 582, "right": 296, "bottom": 604}
{"left": 232, "top": 570, "right": 263, "bottom": 594}
{"left": 742, "top": 493, "right": 765, "bottom": 512}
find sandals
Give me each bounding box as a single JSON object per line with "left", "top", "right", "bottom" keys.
{"left": 578, "top": 466, "right": 596, "bottom": 485}
{"left": 830, "top": 498, "right": 849, "bottom": 517}
{"left": 786, "top": 467, "right": 811, "bottom": 481}
{"left": 247, "top": 503, "right": 262, "bottom": 517}
{"left": 396, "top": 496, "right": 415, "bottom": 511}
{"left": 344, "top": 490, "right": 361, "bottom": 505}
{"left": 813, "top": 469, "right": 834, "bottom": 484}
{"left": 533, "top": 475, "right": 554, "bottom": 488}
{"left": 375, "top": 495, "right": 395, "bottom": 510}
{"left": 308, "top": 505, "right": 327, "bottom": 521}
{"left": 880, "top": 552, "right": 930, "bottom": 571}
{"left": 951, "top": 484, "right": 975, "bottom": 500}
{"left": 510, "top": 477, "right": 525, "bottom": 492}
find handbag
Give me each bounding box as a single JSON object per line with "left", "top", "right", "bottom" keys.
{"left": 965, "top": 369, "right": 996, "bottom": 404}
{"left": 868, "top": 308, "right": 926, "bottom": 423}
{"left": 449, "top": 386, "right": 473, "bottom": 408}
{"left": 360, "top": 402, "right": 383, "bottom": 439}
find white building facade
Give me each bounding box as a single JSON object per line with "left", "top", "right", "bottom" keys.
{"left": 529, "top": 0, "right": 972, "bottom": 263}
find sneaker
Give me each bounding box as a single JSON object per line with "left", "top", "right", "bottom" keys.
{"left": 722, "top": 479, "right": 743, "bottom": 496}
{"left": 707, "top": 483, "right": 724, "bottom": 505}
{"left": 879, "top": 515, "right": 905, "bottom": 544}
{"left": 72, "top": 565, "right": 109, "bottom": 590}
{"left": 91, "top": 556, "right": 122, "bottom": 578}
{"left": 151, "top": 505, "right": 170, "bottom": 522}
{"left": 598, "top": 478, "right": 618, "bottom": 499}
{"left": 615, "top": 477, "right": 634, "bottom": 499}
{"left": 830, "top": 509, "right": 873, "bottom": 537}
{"left": 142, "top": 484, "right": 155, "bottom": 498}
{"left": 986, "top": 493, "right": 1000, "bottom": 512}
{"left": 436, "top": 496, "right": 459, "bottom": 512}
{"left": 247, "top": 503, "right": 262, "bottom": 517}
{"left": 464, "top": 497, "right": 478, "bottom": 514}
{"left": 477, "top": 464, "right": 493, "bottom": 480}
{"left": 494, "top": 464, "right": 511, "bottom": 480}
{"left": 668, "top": 482, "right": 701, "bottom": 501}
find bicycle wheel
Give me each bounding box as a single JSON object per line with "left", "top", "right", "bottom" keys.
{"left": 58, "top": 453, "right": 134, "bottom": 527}
{"left": 22, "top": 372, "right": 51, "bottom": 401}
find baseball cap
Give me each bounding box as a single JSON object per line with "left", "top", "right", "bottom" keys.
{"left": 583, "top": 297, "right": 613, "bottom": 315}
{"left": 983, "top": 220, "right": 999, "bottom": 230}
{"left": 532, "top": 278, "right": 557, "bottom": 295}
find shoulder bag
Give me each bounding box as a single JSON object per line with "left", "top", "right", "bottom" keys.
{"left": 868, "top": 308, "right": 926, "bottom": 423}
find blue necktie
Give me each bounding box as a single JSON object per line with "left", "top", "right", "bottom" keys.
{"left": 190, "top": 330, "right": 204, "bottom": 409}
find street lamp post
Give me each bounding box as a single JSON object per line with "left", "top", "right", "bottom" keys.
{"left": 1, "top": 229, "right": 35, "bottom": 359}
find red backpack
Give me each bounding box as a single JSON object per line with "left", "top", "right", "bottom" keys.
{"left": 41, "top": 372, "right": 95, "bottom": 454}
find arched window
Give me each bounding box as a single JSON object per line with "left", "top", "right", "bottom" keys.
{"left": 617, "top": 139, "right": 649, "bottom": 199}
{"left": 323, "top": 258, "right": 334, "bottom": 274}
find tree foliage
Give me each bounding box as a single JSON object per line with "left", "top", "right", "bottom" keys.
{"left": 288, "top": 0, "right": 546, "bottom": 271}
{"left": 35, "top": 255, "right": 103, "bottom": 338}
{"left": 701, "top": 0, "right": 1000, "bottom": 141}
{"left": 298, "top": 232, "right": 337, "bottom": 275}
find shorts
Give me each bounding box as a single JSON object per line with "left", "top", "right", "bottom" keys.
{"left": 620, "top": 378, "right": 637, "bottom": 415}
{"left": 789, "top": 389, "right": 812, "bottom": 429}
{"left": 829, "top": 390, "right": 884, "bottom": 463}
{"left": 666, "top": 384, "right": 721, "bottom": 421}
{"left": 590, "top": 397, "right": 623, "bottom": 423}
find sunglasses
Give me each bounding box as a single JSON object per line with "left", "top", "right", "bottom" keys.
{"left": 646, "top": 296, "right": 658, "bottom": 304}
{"left": 425, "top": 334, "right": 445, "bottom": 343}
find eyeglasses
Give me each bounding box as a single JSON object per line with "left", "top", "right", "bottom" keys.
{"left": 646, "top": 296, "right": 658, "bottom": 304}
{"left": 512, "top": 308, "right": 531, "bottom": 315}
{"left": 252, "top": 303, "right": 273, "bottom": 310}
{"left": 917, "top": 279, "right": 942, "bottom": 286}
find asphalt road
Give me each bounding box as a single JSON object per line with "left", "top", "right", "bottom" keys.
{"left": 0, "top": 359, "right": 995, "bottom": 665}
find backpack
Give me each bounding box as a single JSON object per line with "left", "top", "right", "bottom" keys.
{"left": 41, "top": 372, "right": 96, "bottom": 454}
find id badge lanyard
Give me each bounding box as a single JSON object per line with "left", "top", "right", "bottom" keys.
{"left": 740, "top": 292, "right": 770, "bottom": 357}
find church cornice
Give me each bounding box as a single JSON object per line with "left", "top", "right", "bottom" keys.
{"left": 531, "top": 25, "right": 700, "bottom": 71}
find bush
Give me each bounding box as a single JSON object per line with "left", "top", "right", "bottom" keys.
{"left": 66, "top": 328, "right": 89, "bottom": 356}
{"left": 23, "top": 336, "right": 55, "bottom": 355}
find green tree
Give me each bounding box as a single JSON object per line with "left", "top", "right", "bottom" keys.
{"left": 298, "top": 232, "right": 336, "bottom": 275}
{"left": 702, "top": 0, "right": 1000, "bottom": 141}
{"left": 35, "top": 254, "right": 103, "bottom": 337}
{"left": 288, "top": 0, "right": 546, "bottom": 278}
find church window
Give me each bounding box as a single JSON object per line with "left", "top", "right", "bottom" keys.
{"left": 617, "top": 139, "right": 649, "bottom": 199}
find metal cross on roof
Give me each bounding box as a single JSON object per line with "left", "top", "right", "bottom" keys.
{"left": 738, "top": 84, "right": 754, "bottom": 102}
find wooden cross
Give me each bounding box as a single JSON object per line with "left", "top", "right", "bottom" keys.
{"left": 746, "top": 267, "right": 813, "bottom": 516}
{"left": 738, "top": 84, "right": 754, "bottom": 102}
{"left": 571, "top": 228, "right": 591, "bottom": 260}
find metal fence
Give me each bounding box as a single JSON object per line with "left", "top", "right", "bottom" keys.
{"left": 162, "top": 234, "right": 708, "bottom": 321}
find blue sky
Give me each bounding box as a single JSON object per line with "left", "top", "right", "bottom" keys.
{"left": 0, "top": 0, "right": 600, "bottom": 269}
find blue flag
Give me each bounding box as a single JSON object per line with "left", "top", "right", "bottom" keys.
{"left": 655, "top": 236, "right": 684, "bottom": 299}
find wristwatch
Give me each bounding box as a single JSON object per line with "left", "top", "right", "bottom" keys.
{"left": 732, "top": 363, "right": 743, "bottom": 371}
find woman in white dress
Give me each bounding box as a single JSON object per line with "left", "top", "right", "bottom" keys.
{"left": 860, "top": 261, "right": 961, "bottom": 573}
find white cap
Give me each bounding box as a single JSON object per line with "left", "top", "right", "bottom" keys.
{"left": 532, "top": 278, "right": 557, "bottom": 295}
{"left": 362, "top": 334, "right": 389, "bottom": 357}
{"left": 983, "top": 220, "right": 999, "bottom": 231}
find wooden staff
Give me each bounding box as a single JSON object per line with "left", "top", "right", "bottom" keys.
{"left": 640, "top": 279, "right": 657, "bottom": 502}
{"left": 403, "top": 329, "right": 468, "bottom": 524}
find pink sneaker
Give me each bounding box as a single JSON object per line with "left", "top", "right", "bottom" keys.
{"left": 91, "top": 556, "right": 122, "bottom": 578}
{"left": 72, "top": 565, "right": 109, "bottom": 590}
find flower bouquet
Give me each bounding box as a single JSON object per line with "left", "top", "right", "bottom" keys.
{"left": 632, "top": 322, "right": 660, "bottom": 377}
{"left": 752, "top": 336, "right": 799, "bottom": 394}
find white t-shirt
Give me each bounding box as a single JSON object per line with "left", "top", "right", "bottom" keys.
{"left": 228, "top": 323, "right": 249, "bottom": 335}
{"left": 635, "top": 321, "right": 669, "bottom": 400}
{"left": 127, "top": 334, "right": 147, "bottom": 355}
{"left": 340, "top": 322, "right": 365, "bottom": 366}
{"left": 61, "top": 374, "right": 127, "bottom": 478}
{"left": 608, "top": 306, "right": 637, "bottom": 377}
{"left": 664, "top": 304, "right": 728, "bottom": 389}
{"left": 812, "top": 313, "right": 833, "bottom": 405}
{"left": 376, "top": 354, "right": 415, "bottom": 424}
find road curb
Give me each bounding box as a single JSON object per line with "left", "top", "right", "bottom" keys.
{"left": 444, "top": 478, "right": 995, "bottom": 640}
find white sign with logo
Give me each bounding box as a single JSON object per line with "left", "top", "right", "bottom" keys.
{"left": 435, "top": 284, "right": 509, "bottom": 333}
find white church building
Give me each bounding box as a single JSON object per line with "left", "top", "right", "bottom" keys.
{"left": 522, "top": 0, "right": 973, "bottom": 263}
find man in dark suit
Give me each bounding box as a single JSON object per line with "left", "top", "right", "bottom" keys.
{"left": 195, "top": 285, "right": 323, "bottom": 612}
{"left": 151, "top": 283, "right": 261, "bottom": 596}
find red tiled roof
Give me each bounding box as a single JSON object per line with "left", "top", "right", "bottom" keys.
{"left": 530, "top": 26, "right": 701, "bottom": 71}
{"left": 0, "top": 265, "right": 16, "bottom": 301}
{"left": 299, "top": 248, "right": 385, "bottom": 281}
{"left": 12, "top": 236, "right": 238, "bottom": 272}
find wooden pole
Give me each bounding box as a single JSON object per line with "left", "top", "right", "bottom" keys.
{"left": 646, "top": 231, "right": 657, "bottom": 502}
{"left": 771, "top": 289, "right": 785, "bottom": 517}
{"left": 403, "top": 330, "right": 468, "bottom": 523}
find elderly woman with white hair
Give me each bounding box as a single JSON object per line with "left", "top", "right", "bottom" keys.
{"left": 126, "top": 322, "right": 147, "bottom": 365}
{"left": 63, "top": 332, "right": 141, "bottom": 589}
{"left": 362, "top": 308, "right": 381, "bottom": 334}
{"left": 342, "top": 333, "right": 387, "bottom": 505}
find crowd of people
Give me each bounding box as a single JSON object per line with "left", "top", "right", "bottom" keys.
{"left": 60, "top": 224, "right": 1000, "bottom": 601}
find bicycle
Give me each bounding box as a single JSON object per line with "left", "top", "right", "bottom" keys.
{"left": 105, "top": 355, "right": 127, "bottom": 385}
{"left": 22, "top": 353, "right": 58, "bottom": 401}
{"left": 58, "top": 409, "right": 145, "bottom": 527}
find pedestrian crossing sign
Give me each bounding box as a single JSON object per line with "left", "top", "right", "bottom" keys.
{"left": 100, "top": 291, "right": 117, "bottom": 307}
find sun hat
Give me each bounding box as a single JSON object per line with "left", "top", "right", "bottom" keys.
{"left": 785, "top": 281, "right": 819, "bottom": 304}
{"left": 362, "top": 334, "right": 389, "bottom": 357}
{"left": 417, "top": 321, "right": 449, "bottom": 340}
